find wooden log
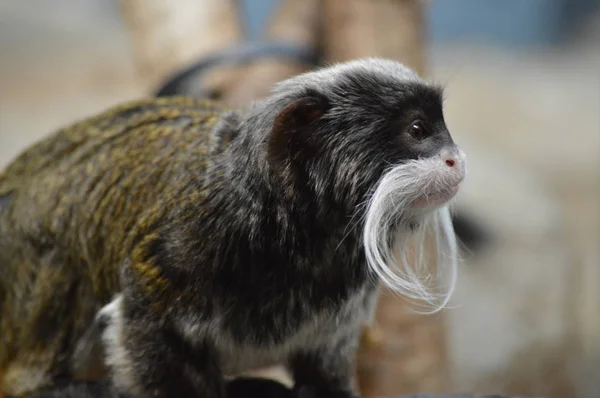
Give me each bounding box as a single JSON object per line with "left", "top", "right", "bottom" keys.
{"left": 118, "top": 0, "right": 244, "bottom": 90}
{"left": 322, "top": 0, "right": 427, "bottom": 73}
{"left": 321, "top": 1, "right": 450, "bottom": 396}
{"left": 221, "top": 0, "right": 321, "bottom": 106}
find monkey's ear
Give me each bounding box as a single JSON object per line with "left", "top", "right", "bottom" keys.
{"left": 267, "top": 95, "right": 329, "bottom": 166}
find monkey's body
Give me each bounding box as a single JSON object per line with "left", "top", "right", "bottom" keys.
{"left": 0, "top": 96, "right": 376, "bottom": 396}
{"left": 0, "top": 59, "right": 467, "bottom": 398}
{"left": 0, "top": 97, "right": 236, "bottom": 392}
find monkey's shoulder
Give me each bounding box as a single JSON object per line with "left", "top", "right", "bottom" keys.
{"left": 0, "top": 97, "right": 239, "bottom": 192}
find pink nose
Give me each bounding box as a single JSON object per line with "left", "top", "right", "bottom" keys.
{"left": 440, "top": 146, "right": 467, "bottom": 184}
{"left": 441, "top": 146, "right": 465, "bottom": 169}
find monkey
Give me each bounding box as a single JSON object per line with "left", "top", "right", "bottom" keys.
{"left": 0, "top": 58, "right": 467, "bottom": 398}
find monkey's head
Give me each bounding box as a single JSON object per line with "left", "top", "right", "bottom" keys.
{"left": 251, "top": 58, "right": 467, "bottom": 310}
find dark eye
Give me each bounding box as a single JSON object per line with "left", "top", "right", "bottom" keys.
{"left": 408, "top": 120, "right": 428, "bottom": 141}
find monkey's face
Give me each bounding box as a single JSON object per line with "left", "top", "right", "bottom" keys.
{"left": 318, "top": 85, "right": 466, "bottom": 213}
{"left": 385, "top": 108, "right": 467, "bottom": 211}
{"left": 268, "top": 59, "right": 466, "bottom": 212}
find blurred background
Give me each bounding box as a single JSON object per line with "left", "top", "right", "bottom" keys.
{"left": 0, "top": 1, "right": 598, "bottom": 397}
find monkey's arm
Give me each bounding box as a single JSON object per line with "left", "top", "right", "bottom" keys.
{"left": 100, "top": 229, "right": 227, "bottom": 398}
{"left": 102, "top": 294, "right": 225, "bottom": 398}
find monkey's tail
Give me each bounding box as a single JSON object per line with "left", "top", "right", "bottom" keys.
{"left": 154, "top": 42, "right": 320, "bottom": 98}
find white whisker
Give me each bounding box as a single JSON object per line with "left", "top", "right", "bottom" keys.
{"left": 362, "top": 158, "right": 460, "bottom": 313}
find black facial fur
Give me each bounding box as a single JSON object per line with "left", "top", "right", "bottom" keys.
{"left": 250, "top": 62, "right": 454, "bottom": 214}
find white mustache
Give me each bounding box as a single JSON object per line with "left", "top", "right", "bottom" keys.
{"left": 362, "top": 157, "right": 460, "bottom": 313}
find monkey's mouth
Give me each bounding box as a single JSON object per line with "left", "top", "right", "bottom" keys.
{"left": 413, "top": 184, "right": 460, "bottom": 209}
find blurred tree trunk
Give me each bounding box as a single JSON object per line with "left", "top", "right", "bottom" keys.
{"left": 118, "top": 0, "right": 244, "bottom": 91}
{"left": 322, "top": 0, "right": 426, "bottom": 73}
{"left": 221, "top": 0, "right": 322, "bottom": 106}
{"left": 322, "top": 1, "right": 450, "bottom": 397}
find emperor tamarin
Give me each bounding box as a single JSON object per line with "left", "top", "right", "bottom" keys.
{"left": 0, "top": 58, "right": 467, "bottom": 397}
